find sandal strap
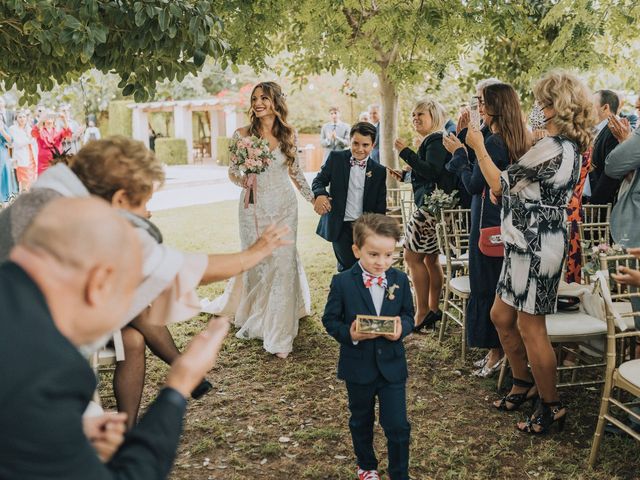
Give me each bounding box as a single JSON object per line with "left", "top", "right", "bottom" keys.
{"left": 511, "top": 377, "right": 535, "bottom": 388}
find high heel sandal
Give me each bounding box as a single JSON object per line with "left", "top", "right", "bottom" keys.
{"left": 494, "top": 377, "right": 538, "bottom": 411}
{"left": 517, "top": 400, "right": 567, "bottom": 434}
{"left": 414, "top": 310, "right": 442, "bottom": 333}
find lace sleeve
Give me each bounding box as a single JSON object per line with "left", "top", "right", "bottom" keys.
{"left": 288, "top": 133, "right": 314, "bottom": 202}
{"left": 228, "top": 131, "right": 244, "bottom": 187}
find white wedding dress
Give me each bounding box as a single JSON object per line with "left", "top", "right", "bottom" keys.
{"left": 202, "top": 136, "right": 314, "bottom": 354}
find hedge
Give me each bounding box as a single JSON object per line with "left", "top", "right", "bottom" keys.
{"left": 107, "top": 100, "right": 132, "bottom": 137}
{"left": 155, "top": 138, "right": 188, "bottom": 165}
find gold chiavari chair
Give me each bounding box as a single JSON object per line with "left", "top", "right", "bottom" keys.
{"left": 588, "top": 267, "right": 640, "bottom": 467}
{"left": 438, "top": 208, "right": 471, "bottom": 358}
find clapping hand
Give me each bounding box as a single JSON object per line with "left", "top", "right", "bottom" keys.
{"left": 442, "top": 132, "right": 464, "bottom": 154}
{"left": 83, "top": 412, "right": 127, "bottom": 462}
{"left": 394, "top": 138, "right": 408, "bottom": 152}
{"left": 456, "top": 108, "right": 470, "bottom": 134}
{"left": 313, "top": 195, "right": 332, "bottom": 215}
{"left": 465, "top": 127, "right": 484, "bottom": 153}
{"left": 609, "top": 115, "right": 632, "bottom": 143}
{"left": 611, "top": 247, "right": 640, "bottom": 287}
{"left": 165, "top": 316, "right": 230, "bottom": 398}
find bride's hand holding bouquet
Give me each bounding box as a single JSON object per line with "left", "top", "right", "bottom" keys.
{"left": 229, "top": 135, "right": 275, "bottom": 208}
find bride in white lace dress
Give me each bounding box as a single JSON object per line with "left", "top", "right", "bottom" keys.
{"left": 202, "top": 82, "right": 314, "bottom": 358}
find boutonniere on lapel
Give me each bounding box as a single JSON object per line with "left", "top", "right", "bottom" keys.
{"left": 366, "top": 170, "right": 372, "bottom": 178}
{"left": 386, "top": 283, "right": 400, "bottom": 300}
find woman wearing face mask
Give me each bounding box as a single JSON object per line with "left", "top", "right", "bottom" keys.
{"left": 203, "top": 81, "right": 315, "bottom": 359}
{"left": 466, "top": 71, "right": 596, "bottom": 434}
{"left": 443, "top": 83, "right": 530, "bottom": 378}
{"left": 394, "top": 99, "right": 454, "bottom": 332}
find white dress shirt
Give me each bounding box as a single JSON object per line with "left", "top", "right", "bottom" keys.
{"left": 344, "top": 156, "right": 368, "bottom": 222}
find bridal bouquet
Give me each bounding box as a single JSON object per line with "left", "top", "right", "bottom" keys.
{"left": 229, "top": 135, "right": 275, "bottom": 208}
{"left": 423, "top": 188, "right": 459, "bottom": 217}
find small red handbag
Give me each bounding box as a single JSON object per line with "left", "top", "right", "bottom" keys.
{"left": 478, "top": 189, "right": 504, "bottom": 257}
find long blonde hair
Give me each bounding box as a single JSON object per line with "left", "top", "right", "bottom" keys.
{"left": 533, "top": 71, "right": 596, "bottom": 154}
{"left": 413, "top": 98, "right": 447, "bottom": 135}
{"left": 248, "top": 82, "right": 296, "bottom": 165}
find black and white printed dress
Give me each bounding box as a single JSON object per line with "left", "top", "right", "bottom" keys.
{"left": 497, "top": 136, "right": 580, "bottom": 315}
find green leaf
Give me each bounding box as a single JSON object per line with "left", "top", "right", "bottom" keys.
{"left": 122, "top": 84, "right": 135, "bottom": 96}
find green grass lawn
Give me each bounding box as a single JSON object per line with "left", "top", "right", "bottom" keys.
{"left": 124, "top": 198, "right": 639, "bottom": 479}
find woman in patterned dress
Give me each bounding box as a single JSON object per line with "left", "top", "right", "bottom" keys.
{"left": 466, "top": 71, "right": 596, "bottom": 434}
{"left": 394, "top": 99, "right": 454, "bottom": 330}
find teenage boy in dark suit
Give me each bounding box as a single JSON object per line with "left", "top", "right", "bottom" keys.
{"left": 312, "top": 122, "right": 387, "bottom": 272}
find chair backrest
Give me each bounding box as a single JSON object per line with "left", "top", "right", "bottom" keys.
{"left": 599, "top": 253, "right": 640, "bottom": 300}
{"left": 583, "top": 204, "right": 612, "bottom": 225}
{"left": 440, "top": 208, "right": 471, "bottom": 274}
{"left": 400, "top": 197, "right": 416, "bottom": 229}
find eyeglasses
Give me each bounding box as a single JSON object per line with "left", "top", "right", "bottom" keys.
{"left": 472, "top": 96, "right": 485, "bottom": 106}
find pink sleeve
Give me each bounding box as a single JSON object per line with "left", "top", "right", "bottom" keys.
{"left": 55, "top": 127, "right": 72, "bottom": 143}
{"left": 31, "top": 126, "right": 40, "bottom": 139}
{"left": 142, "top": 253, "right": 208, "bottom": 325}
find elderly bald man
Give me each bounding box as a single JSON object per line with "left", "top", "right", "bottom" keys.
{"left": 0, "top": 197, "right": 229, "bottom": 480}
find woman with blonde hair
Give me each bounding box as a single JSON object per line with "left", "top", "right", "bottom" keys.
{"left": 203, "top": 81, "right": 315, "bottom": 358}
{"left": 466, "top": 71, "right": 596, "bottom": 434}
{"left": 394, "top": 99, "right": 455, "bottom": 331}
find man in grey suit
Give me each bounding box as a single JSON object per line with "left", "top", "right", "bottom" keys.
{"left": 368, "top": 103, "right": 381, "bottom": 163}
{"left": 320, "top": 106, "right": 350, "bottom": 164}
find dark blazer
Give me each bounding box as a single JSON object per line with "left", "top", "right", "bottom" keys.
{"left": 399, "top": 131, "right": 454, "bottom": 207}
{"left": 0, "top": 262, "right": 186, "bottom": 480}
{"left": 312, "top": 149, "right": 387, "bottom": 242}
{"left": 322, "top": 263, "right": 414, "bottom": 385}
{"left": 589, "top": 125, "right": 620, "bottom": 204}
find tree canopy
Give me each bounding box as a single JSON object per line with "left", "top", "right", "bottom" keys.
{"left": 0, "top": 0, "right": 227, "bottom": 101}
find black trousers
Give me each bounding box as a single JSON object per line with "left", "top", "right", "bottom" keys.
{"left": 332, "top": 221, "right": 357, "bottom": 272}
{"left": 346, "top": 377, "right": 410, "bottom": 479}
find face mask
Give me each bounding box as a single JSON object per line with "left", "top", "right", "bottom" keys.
{"left": 529, "top": 102, "right": 546, "bottom": 130}
{"left": 77, "top": 332, "right": 112, "bottom": 358}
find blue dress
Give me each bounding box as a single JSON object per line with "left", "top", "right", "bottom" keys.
{"left": 446, "top": 132, "right": 509, "bottom": 348}
{"left": 0, "top": 130, "right": 17, "bottom": 202}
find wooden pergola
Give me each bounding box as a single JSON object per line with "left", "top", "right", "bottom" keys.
{"left": 128, "top": 98, "right": 245, "bottom": 164}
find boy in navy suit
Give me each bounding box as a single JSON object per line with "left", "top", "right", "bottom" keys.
{"left": 312, "top": 122, "right": 387, "bottom": 272}
{"left": 322, "top": 214, "right": 414, "bottom": 480}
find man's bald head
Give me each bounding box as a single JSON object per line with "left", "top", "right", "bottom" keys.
{"left": 20, "top": 197, "right": 139, "bottom": 278}
{"left": 12, "top": 197, "right": 142, "bottom": 347}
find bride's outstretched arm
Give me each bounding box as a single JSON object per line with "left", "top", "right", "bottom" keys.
{"left": 199, "top": 224, "right": 292, "bottom": 284}
{"left": 288, "top": 147, "right": 314, "bottom": 203}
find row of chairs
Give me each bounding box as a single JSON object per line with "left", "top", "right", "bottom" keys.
{"left": 385, "top": 192, "right": 639, "bottom": 466}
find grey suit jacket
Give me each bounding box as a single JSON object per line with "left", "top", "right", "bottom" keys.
{"left": 320, "top": 121, "right": 350, "bottom": 162}
{"left": 605, "top": 128, "right": 640, "bottom": 246}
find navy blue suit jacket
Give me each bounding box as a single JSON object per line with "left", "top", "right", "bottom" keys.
{"left": 322, "top": 263, "right": 414, "bottom": 385}
{"left": 312, "top": 149, "right": 387, "bottom": 242}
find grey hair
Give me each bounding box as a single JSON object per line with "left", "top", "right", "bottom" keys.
{"left": 476, "top": 78, "right": 502, "bottom": 93}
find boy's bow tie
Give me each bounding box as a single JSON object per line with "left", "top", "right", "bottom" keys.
{"left": 362, "top": 272, "right": 387, "bottom": 289}
{"left": 350, "top": 158, "right": 366, "bottom": 168}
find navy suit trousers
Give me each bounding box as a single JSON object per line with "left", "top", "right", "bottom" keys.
{"left": 346, "top": 376, "right": 410, "bottom": 479}
{"left": 333, "top": 221, "right": 357, "bottom": 272}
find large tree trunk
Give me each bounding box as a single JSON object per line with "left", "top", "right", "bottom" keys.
{"left": 378, "top": 67, "right": 399, "bottom": 175}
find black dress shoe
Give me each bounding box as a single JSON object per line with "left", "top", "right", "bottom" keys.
{"left": 414, "top": 310, "right": 442, "bottom": 333}
{"left": 191, "top": 379, "right": 213, "bottom": 399}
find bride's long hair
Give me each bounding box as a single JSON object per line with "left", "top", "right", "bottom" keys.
{"left": 248, "top": 81, "right": 296, "bottom": 165}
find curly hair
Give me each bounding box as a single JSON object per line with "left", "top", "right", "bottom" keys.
{"left": 482, "top": 83, "right": 532, "bottom": 163}
{"left": 69, "top": 135, "right": 165, "bottom": 206}
{"left": 533, "top": 71, "right": 596, "bottom": 154}
{"left": 248, "top": 82, "right": 296, "bottom": 165}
